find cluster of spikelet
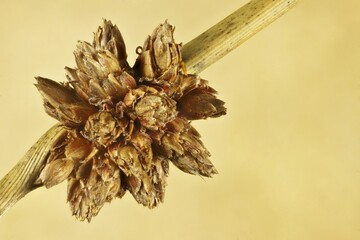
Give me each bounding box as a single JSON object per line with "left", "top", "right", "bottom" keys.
{"left": 36, "top": 20, "right": 226, "bottom": 221}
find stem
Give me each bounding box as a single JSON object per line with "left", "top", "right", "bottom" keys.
{"left": 0, "top": 0, "right": 300, "bottom": 217}
{"left": 0, "top": 124, "right": 66, "bottom": 216}
{"left": 182, "top": 0, "right": 300, "bottom": 74}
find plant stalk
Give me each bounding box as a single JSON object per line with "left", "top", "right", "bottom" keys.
{"left": 0, "top": 124, "right": 66, "bottom": 216}
{"left": 182, "top": 0, "right": 300, "bottom": 74}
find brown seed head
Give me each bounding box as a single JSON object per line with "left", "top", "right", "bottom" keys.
{"left": 36, "top": 20, "right": 226, "bottom": 221}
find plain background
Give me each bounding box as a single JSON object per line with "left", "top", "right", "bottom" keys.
{"left": 1, "top": 0, "right": 360, "bottom": 239}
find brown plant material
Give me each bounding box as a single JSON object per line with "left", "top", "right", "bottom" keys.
{"left": 35, "top": 19, "right": 226, "bottom": 221}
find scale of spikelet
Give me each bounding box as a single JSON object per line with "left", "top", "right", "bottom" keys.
{"left": 36, "top": 20, "right": 226, "bottom": 222}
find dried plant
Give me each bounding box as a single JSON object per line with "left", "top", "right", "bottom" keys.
{"left": 0, "top": 0, "right": 300, "bottom": 221}
{"left": 36, "top": 20, "right": 225, "bottom": 221}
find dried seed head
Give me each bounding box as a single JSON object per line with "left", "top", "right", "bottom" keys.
{"left": 109, "top": 144, "right": 154, "bottom": 206}
{"left": 94, "top": 19, "right": 129, "bottom": 69}
{"left": 178, "top": 88, "right": 226, "bottom": 120}
{"left": 36, "top": 19, "right": 226, "bottom": 221}
{"left": 67, "top": 39, "right": 136, "bottom": 107}
{"left": 150, "top": 21, "right": 180, "bottom": 72}
{"left": 68, "top": 157, "right": 122, "bottom": 222}
{"left": 35, "top": 77, "right": 97, "bottom": 127}
{"left": 162, "top": 117, "right": 218, "bottom": 177}
{"left": 134, "top": 21, "right": 181, "bottom": 83}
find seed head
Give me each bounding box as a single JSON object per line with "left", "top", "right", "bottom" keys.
{"left": 36, "top": 19, "right": 226, "bottom": 221}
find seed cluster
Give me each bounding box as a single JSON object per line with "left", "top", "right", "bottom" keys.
{"left": 36, "top": 20, "right": 226, "bottom": 221}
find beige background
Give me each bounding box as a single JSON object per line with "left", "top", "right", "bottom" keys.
{"left": 1, "top": 0, "right": 360, "bottom": 239}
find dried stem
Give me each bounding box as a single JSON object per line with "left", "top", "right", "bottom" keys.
{"left": 0, "top": 124, "right": 67, "bottom": 216}
{"left": 183, "top": 0, "right": 300, "bottom": 74}
{"left": 0, "top": 0, "right": 300, "bottom": 217}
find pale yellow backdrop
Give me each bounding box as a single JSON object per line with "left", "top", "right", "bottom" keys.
{"left": 0, "top": 0, "right": 360, "bottom": 239}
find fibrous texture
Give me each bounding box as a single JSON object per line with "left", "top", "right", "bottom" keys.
{"left": 36, "top": 20, "right": 226, "bottom": 221}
